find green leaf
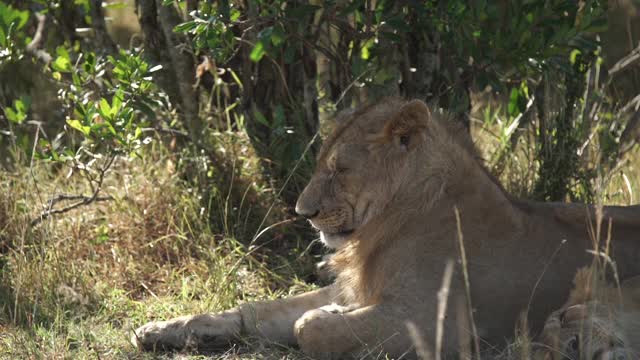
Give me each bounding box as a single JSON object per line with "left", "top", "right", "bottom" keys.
{"left": 0, "top": 27, "right": 6, "bottom": 47}
{"left": 258, "top": 27, "right": 273, "bottom": 43}
{"left": 361, "top": 38, "right": 375, "bottom": 60}
{"left": 569, "top": 49, "right": 581, "bottom": 65}
{"left": 99, "top": 98, "right": 111, "bottom": 119}
{"left": 133, "top": 100, "right": 156, "bottom": 120}
{"left": 525, "top": 12, "right": 534, "bottom": 23}
{"left": 230, "top": 8, "right": 241, "bottom": 22}
{"left": 228, "top": 68, "right": 243, "bottom": 89}
{"left": 271, "top": 26, "right": 285, "bottom": 47}
{"left": 5, "top": 108, "right": 23, "bottom": 123}
{"left": 4, "top": 96, "right": 30, "bottom": 123}
{"left": 66, "top": 119, "right": 91, "bottom": 136}
{"left": 173, "top": 21, "right": 198, "bottom": 33}
{"left": 273, "top": 105, "right": 286, "bottom": 128}
{"left": 52, "top": 55, "right": 72, "bottom": 72}
{"left": 250, "top": 41, "right": 265, "bottom": 62}
{"left": 13, "top": 8, "right": 29, "bottom": 30}
{"left": 14, "top": 96, "right": 30, "bottom": 114}
{"left": 111, "top": 91, "right": 123, "bottom": 115}
{"left": 508, "top": 88, "right": 520, "bottom": 117}
{"left": 253, "top": 110, "right": 269, "bottom": 127}
{"left": 0, "top": 3, "right": 29, "bottom": 31}
{"left": 103, "top": 2, "right": 127, "bottom": 10}
{"left": 56, "top": 46, "right": 70, "bottom": 59}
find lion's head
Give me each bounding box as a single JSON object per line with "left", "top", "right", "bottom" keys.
{"left": 535, "top": 268, "right": 640, "bottom": 360}
{"left": 296, "top": 98, "right": 472, "bottom": 249}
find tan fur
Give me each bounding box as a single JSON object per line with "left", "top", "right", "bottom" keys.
{"left": 133, "top": 98, "right": 640, "bottom": 358}
{"left": 535, "top": 268, "right": 640, "bottom": 359}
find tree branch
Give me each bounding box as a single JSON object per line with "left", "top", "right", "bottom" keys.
{"left": 31, "top": 155, "right": 116, "bottom": 227}
{"left": 30, "top": 195, "right": 113, "bottom": 227}
{"left": 25, "top": 13, "right": 52, "bottom": 64}
{"left": 609, "top": 43, "right": 640, "bottom": 78}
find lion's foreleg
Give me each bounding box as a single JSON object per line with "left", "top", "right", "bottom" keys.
{"left": 133, "top": 286, "right": 335, "bottom": 351}
{"left": 239, "top": 286, "right": 335, "bottom": 343}
{"left": 294, "top": 303, "right": 413, "bottom": 358}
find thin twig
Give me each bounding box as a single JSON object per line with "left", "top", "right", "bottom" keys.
{"left": 525, "top": 239, "right": 567, "bottom": 318}
{"left": 435, "top": 260, "right": 454, "bottom": 360}
{"left": 45, "top": 194, "right": 107, "bottom": 207}
{"left": 29, "top": 123, "right": 46, "bottom": 214}
{"left": 31, "top": 155, "right": 116, "bottom": 226}
{"left": 249, "top": 131, "right": 320, "bottom": 246}
{"left": 139, "top": 127, "right": 189, "bottom": 137}
{"left": 335, "top": 70, "right": 370, "bottom": 107}
{"left": 620, "top": 93, "right": 640, "bottom": 114}
{"left": 406, "top": 321, "right": 433, "bottom": 360}
{"left": 453, "top": 207, "right": 481, "bottom": 360}
{"left": 608, "top": 42, "right": 640, "bottom": 78}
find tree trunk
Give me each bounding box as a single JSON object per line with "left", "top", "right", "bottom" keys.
{"left": 155, "top": 0, "right": 201, "bottom": 145}
{"left": 135, "top": 0, "right": 202, "bottom": 146}
{"left": 89, "top": 0, "right": 118, "bottom": 54}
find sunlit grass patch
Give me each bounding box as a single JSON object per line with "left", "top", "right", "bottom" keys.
{"left": 0, "top": 138, "right": 315, "bottom": 358}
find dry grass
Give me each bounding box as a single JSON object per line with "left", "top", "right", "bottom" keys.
{"left": 0, "top": 136, "right": 317, "bottom": 359}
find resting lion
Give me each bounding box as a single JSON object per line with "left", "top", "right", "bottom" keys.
{"left": 534, "top": 268, "right": 640, "bottom": 360}
{"left": 132, "top": 98, "right": 640, "bottom": 358}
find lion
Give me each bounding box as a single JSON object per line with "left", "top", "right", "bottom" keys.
{"left": 132, "top": 98, "right": 640, "bottom": 358}
{"left": 534, "top": 267, "right": 640, "bottom": 360}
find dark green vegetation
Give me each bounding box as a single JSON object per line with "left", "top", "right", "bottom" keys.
{"left": 0, "top": 0, "right": 639, "bottom": 358}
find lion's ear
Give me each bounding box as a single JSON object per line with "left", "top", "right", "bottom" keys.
{"left": 383, "top": 100, "right": 431, "bottom": 150}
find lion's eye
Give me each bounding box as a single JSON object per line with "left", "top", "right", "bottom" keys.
{"left": 399, "top": 134, "right": 410, "bottom": 148}
{"left": 567, "top": 334, "right": 580, "bottom": 354}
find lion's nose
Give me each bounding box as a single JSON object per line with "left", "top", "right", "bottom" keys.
{"left": 295, "top": 204, "right": 319, "bottom": 219}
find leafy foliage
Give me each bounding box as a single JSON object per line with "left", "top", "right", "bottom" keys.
{"left": 37, "top": 48, "right": 165, "bottom": 173}
{"left": 0, "top": 2, "right": 29, "bottom": 62}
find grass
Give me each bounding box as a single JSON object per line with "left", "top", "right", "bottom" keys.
{"left": 0, "top": 134, "right": 318, "bottom": 359}
{"left": 0, "top": 114, "right": 638, "bottom": 359}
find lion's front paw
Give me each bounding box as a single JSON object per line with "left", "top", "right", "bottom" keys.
{"left": 132, "top": 317, "right": 189, "bottom": 351}
{"left": 132, "top": 311, "right": 243, "bottom": 352}
{"left": 294, "top": 308, "right": 345, "bottom": 359}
